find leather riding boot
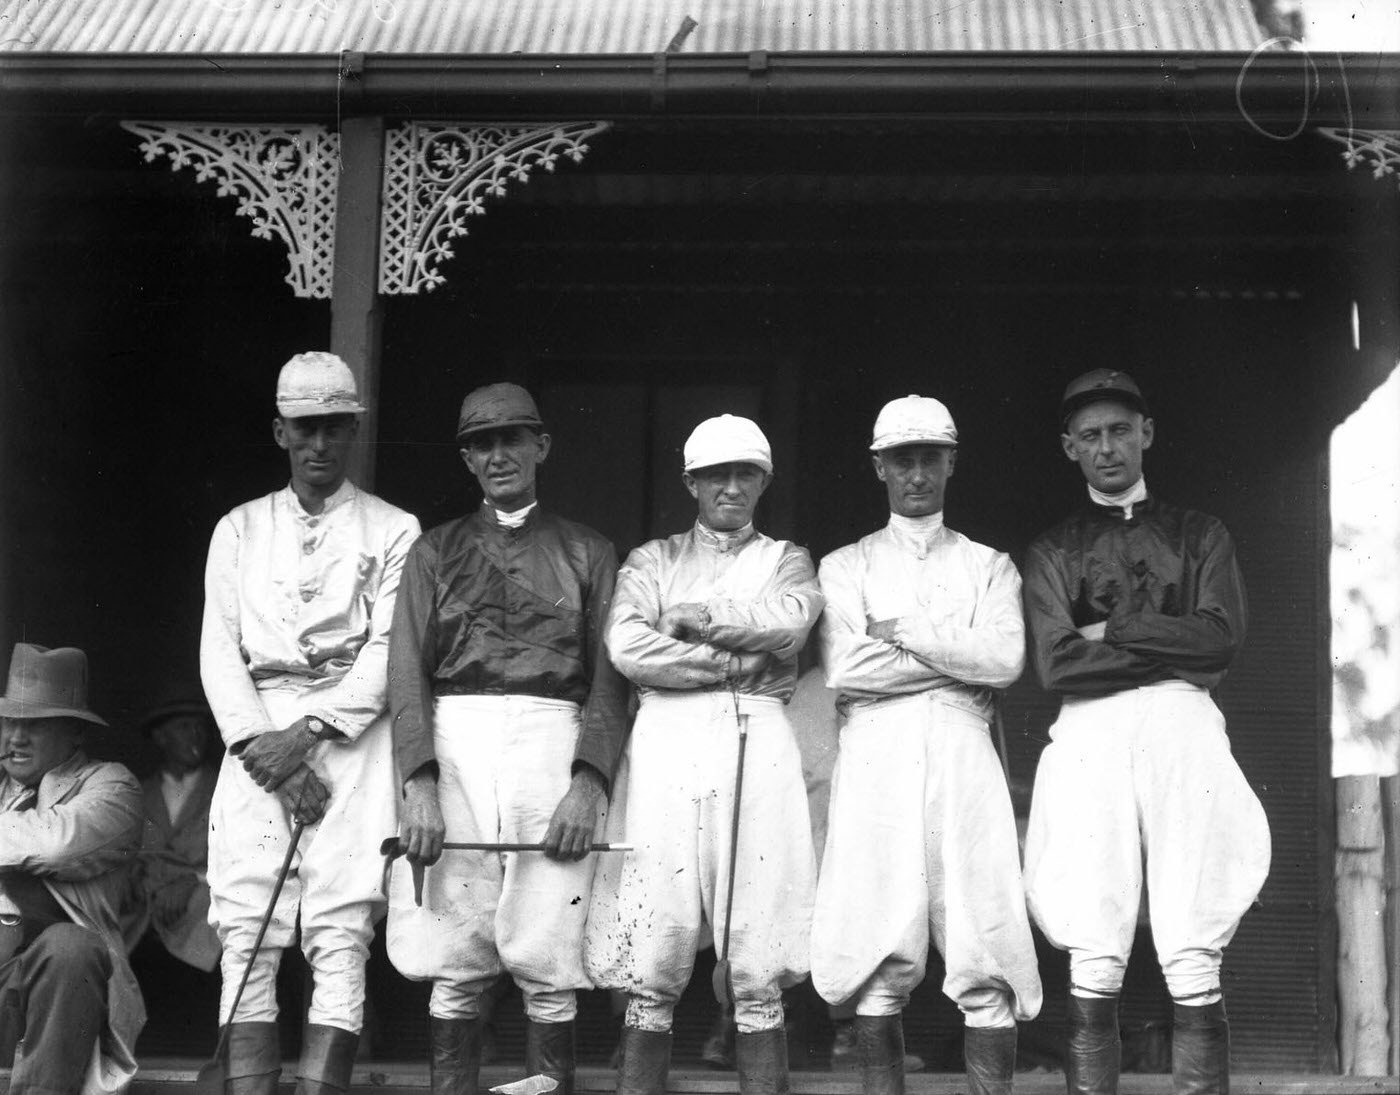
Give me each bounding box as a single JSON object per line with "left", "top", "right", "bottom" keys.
{"left": 963, "top": 1026, "right": 1018, "bottom": 1095}
{"left": 855, "top": 1015, "right": 905, "bottom": 1095}
{"left": 1172, "top": 1001, "right": 1230, "bottom": 1095}
{"left": 1065, "top": 995, "right": 1121, "bottom": 1095}
{"left": 430, "top": 1017, "right": 484, "bottom": 1095}
{"left": 616, "top": 1026, "right": 671, "bottom": 1095}
{"left": 526, "top": 1019, "right": 577, "bottom": 1095}
{"left": 226, "top": 1021, "right": 282, "bottom": 1095}
{"left": 295, "top": 1023, "right": 360, "bottom": 1095}
{"left": 735, "top": 1028, "right": 790, "bottom": 1095}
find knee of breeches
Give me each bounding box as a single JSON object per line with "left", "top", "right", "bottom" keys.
{"left": 1069, "top": 955, "right": 1128, "bottom": 998}
{"left": 853, "top": 986, "right": 909, "bottom": 1018}
{"left": 624, "top": 993, "right": 676, "bottom": 1033}
{"left": 523, "top": 989, "right": 577, "bottom": 1025}
{"left": 1161, "top": 952, "right": 1222, "bottom": 1005}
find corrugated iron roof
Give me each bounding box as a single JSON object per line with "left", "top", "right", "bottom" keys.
{"left": 0, "top": 0, "right": 1266, "bottom": 54}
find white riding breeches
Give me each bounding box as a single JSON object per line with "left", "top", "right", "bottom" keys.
{"left": 208, "top": 688, "right": 397, "bottom": 1032}
{"left": 1023, "top": 681, "right": 1271, "bottom": 1001}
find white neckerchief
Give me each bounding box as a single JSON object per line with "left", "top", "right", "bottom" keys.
{"left": 494, "top": 501, "right": 537, "bottom": 530}
{"left": 888, "top": 511, "right": 945, "bottom": 559}
{"left": 160, "top": 768, "right": 203, "bottom": 827}
{"left": 695, "top": 520, "right": 756, "bottom": 554}
{"left": 1088, "top": 476, "right": 1149, "bottom": 519}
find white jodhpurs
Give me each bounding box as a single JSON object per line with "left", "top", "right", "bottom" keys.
{"left": 1024, "top": 681, "right": 1271, "bottom": 1001}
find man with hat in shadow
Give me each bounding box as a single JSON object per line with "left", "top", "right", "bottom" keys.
{"left": 120, "top": 689, "right": 224, "bottom": 1046}
{"left": 387, "top": 382, "right": 629, "bottom": 1095}
{"left": 1021, "top": 370, "right": 1271, "bottom": 1095}
{"left": 0, "top": 642, "right": 145, "bottom": 1095}
{"left": 202, "top": 351, "right": 420, "bottom": 1095}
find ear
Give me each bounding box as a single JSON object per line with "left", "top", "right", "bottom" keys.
{"left": 947, "top": 449, "right": 958, "bottom": 475}
{"left": 871, "top": 453, "right": 888, "bottom": 483}
{"left": 755, "top": 471, "right": 774, "bottom": 497}
{"left": 273, "top": 417, "right": 291, "bottom": 452}
{"left": 459, "top": 447, "right": 477, "bottom": 474}
{"left": 682, "top": 472, "right": 699, "bottom": 501}
{"left": 1060, "top": 432, "right": 1078, "bottom": 462}
{"left": 1140, "top": 417, "right": 1155, "bottom": 451}
{"left": 535, "top": 432, "right": 552, "bottom": 463}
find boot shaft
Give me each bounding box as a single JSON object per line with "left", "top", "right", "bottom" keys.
{"left": 1172, "top": 1001, "right": 1230, "bottom": 1095}
{"left": 963, "top": 1026, "right": 1017, "bottom": 1095}
{"left": 1065, "top": 994, "right": 1120, "bottom": 1095}
{"left": 735, "top": 1028, "right": 790, "bottom": 1095}
{"left": 855, "top": 1014, "right": 905, "bottom": 1095}
{"left": 617, "top": 1026, "right": 671, "bottom": 1095}
{"left": 526, "top": 1019, "right": 576, "bottom": 1095}
{"left": 294, "top": 1023, "right": 360, "bottom": 1095}
{"left": 225, "top": 1021, "right": 282, "bottom": 1095}
{"left": 430, "top": 1016, "right": 485, "bottom": 1095}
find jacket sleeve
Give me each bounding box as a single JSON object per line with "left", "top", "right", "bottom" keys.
{"left": 0, "top": 765, "right": 143, "bottom": 882}
{"left": 819, "top": 548, "right": 954, "bottom": 695}
{"left": 200, "top": 513, "right": 277, "bottom": 749}
{"left": 605, "top": 543, "right": 736, "bottom": 689}
{"left": 572, "top": 540, "right": 634, "bottom": 793}
{"left": 705, "top": 545, "right": 826, "bottom": 657}
{"left": 307, "top": 511, "right": 422, "bottom": 742}
{"left": 388, "top": 534, "right": 441, "bottom": 786}
{"left": 889, "top": 552, "right": 1026, "bottom": 688}
{"left": 1022, "top": 538, "right": 1164, "bottom": 695}
{"left": 1103, "top": 519, "right": 1247, "bottom": 675}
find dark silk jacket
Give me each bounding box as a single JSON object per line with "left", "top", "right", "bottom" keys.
{"left": 1022, "top": 495, "right": 1248, "bottom": 698}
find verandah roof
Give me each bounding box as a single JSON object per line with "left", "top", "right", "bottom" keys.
{"left": 0, "top": 0, "right": 1267, "bottom": 55}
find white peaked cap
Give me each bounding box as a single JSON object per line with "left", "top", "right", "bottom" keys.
{"left": 276, "top": 352, "right": 366, "bottom": 418}
{"left": 683, "top": 414, "right": 773, "bottom": 473}
{"left": 870, "top": 394, "right": 958, "bottom": 451}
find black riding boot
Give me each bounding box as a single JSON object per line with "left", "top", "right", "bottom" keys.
{"left": 616, "top": 1027, "right": 671, "bottom": 1095}
{"left": 226, "top": 1021, "right": 282, "bottom": 1095}
{"left": 295, "top": 1023, "right": 359, "bottom": 1095}
{"left": 1172, "top": 1001, "right": 1229, "bottom": 1095}
{"left": 855, "top": 1015, "right": 905, "bottom": 1095}
{"left": 1065, "top": 995, "right": 1120, "bottom": 1095}
{"left": 526, "top": 1019, "right": 577, "bottom": 1095}
{"left": 430, "top": 1017, "right": 484, "bottom": 1095}
{"left": 963, "top": 1026, "right": 1017, "bottom": 1095}
{"left": 736, "top": 1028, "right": 790, "bottom": 1095}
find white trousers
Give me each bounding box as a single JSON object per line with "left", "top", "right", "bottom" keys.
{"left": 386, "top": 695, "right": 600, "bottom": 1023}
{"left": 811, "top": 694, "right": 1042, "bottom": 1028}
{"left": 208, "top": 688, "right": 397, "bottom": 1032}
{"left": 1023, "top": 681, "right": 1271, "bottom": 1001}
{"left": 584, "top": 692, "right": 816, "bottom": 1034}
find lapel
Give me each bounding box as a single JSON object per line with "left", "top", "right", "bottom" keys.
{"left": 35, "top": 750, "right": 88, "bottom": 811}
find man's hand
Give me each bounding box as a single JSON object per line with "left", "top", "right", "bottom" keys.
{"left": 658, "top": 603, "right": 710, "bottom": 642}
{"left": 240, "top": 718, "right": 321, "bottom": 789}
{"left": 866, "top": 618, "right": 901, "bottom": 644}
{"left": 541, "top": 767, "right": 606, "bottom": 861}
{"left": 151, "top": 874, "right": 198, "bottom": 932}
{"left": 276, "top": 764, "right": 330, "bottom": 826}
{"left": 400, "top": 770, "right": 446, "bottom": 866}
{"left": 1077, "top": 621, "right": 1107, "bottom": 641}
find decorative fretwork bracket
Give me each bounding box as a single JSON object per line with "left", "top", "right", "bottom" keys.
{"left": 1317, "top": 128, "right": 1400, "bottom": 193}
{"left": 121, "top": 122, "right": 341, "bottom": 299}
{"left": 378, "top": 121, "right": 612, "bottom": 295}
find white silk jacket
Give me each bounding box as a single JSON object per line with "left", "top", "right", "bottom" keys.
{"left": 606, "top": 522, "right": 824, "bottom": 701}
{"left": 201, "top": 481, "right": 420, "bottom": 747}
{"left": 818, "top": 517, "right": 1025, "bottom": 721}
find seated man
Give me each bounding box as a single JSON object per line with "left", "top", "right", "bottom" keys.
{"left": 128, "top": 690, "right": 222, "bottom": 974}
{"left": 0, "top": 643, "right": 145, "bottom": 1095}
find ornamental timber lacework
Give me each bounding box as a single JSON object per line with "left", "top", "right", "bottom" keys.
{"left": 121, "top": 122, "right": 341, "bottom": 299}
{"left": 378, "top": 121, "right": 612, "bottom": 295}
{"left": 1317, "top": 128, "right": 1400, "bottom": 194}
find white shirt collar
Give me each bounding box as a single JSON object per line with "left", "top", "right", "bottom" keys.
{"left": 1088, "top": 476, "right": 1149, "bottom": 519}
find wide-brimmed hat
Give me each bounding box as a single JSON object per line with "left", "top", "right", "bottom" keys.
{"left": 137, "top": 688, "right": 212, "bottom": 736}
{"left": 0, "top": 643, "right": 109, "bottom": 726}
